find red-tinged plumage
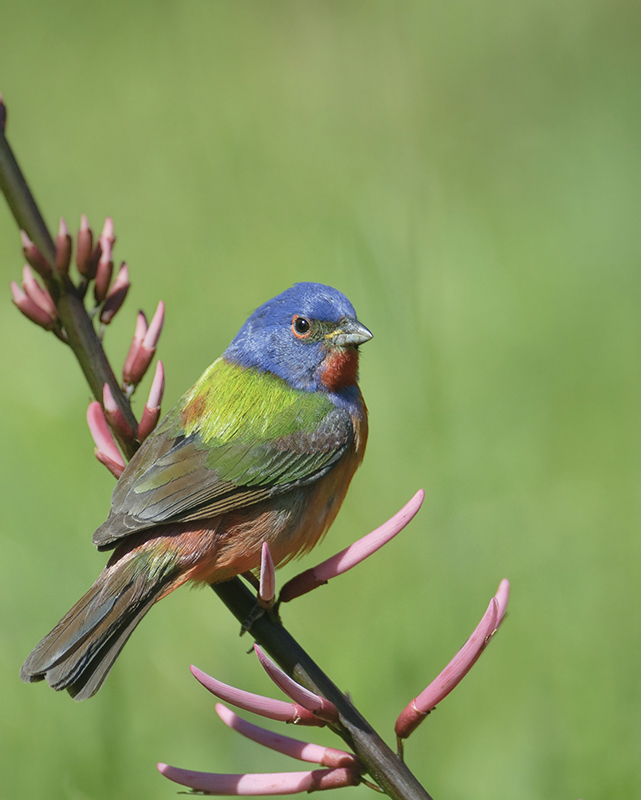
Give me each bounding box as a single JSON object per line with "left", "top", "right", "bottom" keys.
{"left": 180, "top": 389, "right": 209, "bottom": 428}
{"left": 319, "top": 349, "right": 359, "bottom": 392}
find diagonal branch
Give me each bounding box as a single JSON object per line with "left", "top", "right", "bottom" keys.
{"left": 213, "top": 580, "right": 433, "bottom": 800}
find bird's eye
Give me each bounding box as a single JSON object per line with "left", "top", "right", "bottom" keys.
{"left": 292, "top": 315, "right": 312, "bottom": 338}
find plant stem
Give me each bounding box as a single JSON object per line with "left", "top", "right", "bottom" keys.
{"left": 0, "top": 129, "right": 55, "bottom": 263}
{"left": 214, "top": 580, "right": 433, "bottom": 800}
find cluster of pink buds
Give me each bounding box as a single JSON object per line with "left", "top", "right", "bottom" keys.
{"left": 158, "top": 492, "right": 510, "bottom": 795}
{"left": 86, "top": 360, "right": 166, "bottom": 476}
{"left": 10, "top": 213, "right": 167, "bottom": 466}
{"left": 86, "top": 402, "right": 126, "bottom": 479}
{"left": 11, "top": 231, "right": 61, "bottom": 336}
{"left": 11, "top": 263, "right": 57, "bottom": 333}
{"left": 159, "top": 652, "right": 363, "bottom": 795}
{"left": 72, "top": 214, "right": 132, "bottom": 326}
{"left": 122, "top": 302, "right": 165, "bottom": 392}
{"left": 10, "top": 214, "right": 143, "bottom": 346}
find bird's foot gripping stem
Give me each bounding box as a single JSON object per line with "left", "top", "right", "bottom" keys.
{"left": 237, "top": 566, "right": 281, "bottom": 636}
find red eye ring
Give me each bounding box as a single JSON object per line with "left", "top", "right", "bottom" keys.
{"left": 292, "top": 315, "right": 312, "bottom": 338}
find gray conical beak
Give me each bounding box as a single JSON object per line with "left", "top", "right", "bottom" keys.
{"left": 326, "top": 318, "right": 373, "bottom": 348}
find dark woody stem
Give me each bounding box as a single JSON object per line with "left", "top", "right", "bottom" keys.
{"left": 1, "top": 116, "right": 432, "bottom": 800}
{"left": 214, "top": 580, "right": 433, "bottom": 800}
{"left": 0, "top": 129, "right": 138, "bottom": 458}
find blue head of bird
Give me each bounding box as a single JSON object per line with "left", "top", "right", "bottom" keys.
{"left": 224, "top": 282, "right": 372, "bottom": 396}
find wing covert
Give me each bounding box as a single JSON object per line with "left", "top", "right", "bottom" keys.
{"left": 93, "top": 361, "right": 353, "bottom": 549}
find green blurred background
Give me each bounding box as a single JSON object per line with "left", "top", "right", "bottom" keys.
{"left": 1, "top": 1, "right": 640, "bottom": 798}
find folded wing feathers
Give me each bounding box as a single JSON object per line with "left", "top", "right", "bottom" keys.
{"left": 93, "top": 405, "right": 353, "bottom": 549}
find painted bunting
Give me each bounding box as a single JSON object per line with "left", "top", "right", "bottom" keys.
{"left": 20, "top": 282, "right": 371, "bottom": 701}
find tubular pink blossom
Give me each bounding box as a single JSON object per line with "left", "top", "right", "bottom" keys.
{"left": 137, "top": 406, "right": 160, "bottom": 443}
{"left": 86, "top": 401, "right": 125, "bottom": 477}
{"left": 259, "top": 543, "right": 276, "bottom": 607}
{"left": 395, "top": 579, "right": 510, "bottom": 740}
{"left": 126, "top": 301, "right": 164, "bottom": 385}
{"left": 76, "top": 214, "right": 93, "bottom": 276}
{"left": 190, "top": 666, "right": 324, "bottom": 727}
{"left": 11, "top": 281, "right": 55, "bottom": 330}
{"left": 93, "top": 251, "right": 113, "bottom": 305}
{"left": 20, "top": 230, "right": 52, "bottom": 279}
{"left": 495, "top": 578, "right": 510, "bottom": 626}
{"left": 99, "top": 262, "right": 130, "bottom": 324}
{"left": 147, "top": 359, "right": 165, "bottom": 408}
{"left": 142, "top": 300, "right": 165, "bottom": 350}
{"left": 103, "top": 383, "right": 135, "bottom": 443}
{"left": 280, "top": 490, "right": 425, "bottom": 603}
{"left": 55, "top": 218, "right": 72, "bottom": 275}
{"left": 95, "top": 450, "right": 125, "bottom": 479}
{"left": 122, "top": 311, "right": 148, "bottom": 386}
{"left": 215, "top": 704, "right": 361, "bottom": 769}
{"left": 86, "top": 240, "right": 102, "bottom": 281}
{"left": 137, "top": 361, "right": 165, "bottom": 442}
{"left": 100, "top": 216, "right": 116, "bottom": 251}
{"left": 414, "top": 598, "right": 498, "bottom": 710}
{"left": 127, "top": 346, "right": 155, "bottom": 385}
{"left": 93, "top": 217, "right": 115, "bottom": 300}
{"left": 157, "top": 763, "right": 361, "bottom": 795}
{"left": 22, "top": 265, "right": 56, "bottom": 318}
{"left": 254, "top": 647, "right": 338, "bottom": 723}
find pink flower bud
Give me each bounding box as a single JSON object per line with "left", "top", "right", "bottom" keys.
{"left": 94, "top": 450, "right": 126, "bottom": 479}
{"left": 100, "top": 217, "right": 116, "bottom": 251}
{"left": 494, "top": 578, "right": 510, "bottom": 627}
{"left": 125, "top": 301, "right": 164, "bottom": 385}
{"left": 86, "top": 240, "right": 102, "bottom": 281}
{"left": 137, "top": 361, "right": 165, "bottom": 442}
{"left": 190, "top": 666, "right": 325, "bottom": 727}
{"left": 22, "top": 265, "right": 56, "bottom": 319}
{"left": 143, "top": 300, "right": 165, "bottom": 349}
{"left": 103, "top": 383, "right": 135, "bottom": 443}
{"left": 11, "top": 281, "right": 55, "bottom": 330}
{"left": 259, "top": 542, "right": 276, "bottom": 608}
{"left": 92, "top": 218, "right": 116, "bottom": 294}
{"left": 254, "top": 647, "right": 338, "bottom": 723}
{"left": 20, "top": 230, "right": 52, "bottom": 280}
{"left": 145, "top": 359, "right": 164, "bottom": 408}
{"left": 214, "top": 704, "right": 361, "bottom": 769}
{"left": 76, "top": 214, "right": 93, "bottom": 276}
{"left": 99, "top": 262, "right": 130, "bottom": 324}
{"left": 122, "top": 311, "right": 148, "bottom": 386}
{"left": 93, "top": 251, "right": 113, "bottom": 305}
{"left": 86, "top": 401, "right": 125, "bottom": 478}
{"left": 394, "top": 579, "right": 510, "bottom": 740}
{"left": 157, "top": 764, "right": 361, "bottom": 795}
{"left": 55, "top": 218, "right": 72, "bottom": 275}
{"left": 280, "top": 490, "right": 424, "bottom": 603}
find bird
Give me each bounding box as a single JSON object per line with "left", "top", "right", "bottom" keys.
{"left": 20, "top": 282, "right": 372, "bottom": 701}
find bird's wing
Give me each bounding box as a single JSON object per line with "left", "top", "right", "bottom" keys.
{"left": 93, "top": 359, "right": 353, "bottom": 549}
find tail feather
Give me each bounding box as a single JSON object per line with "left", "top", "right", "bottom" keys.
{"left": 64, "top": 602, "right": 160, "bottom": 700}
{"left": 20, "top": 555, "right": 177, "bottom": 700}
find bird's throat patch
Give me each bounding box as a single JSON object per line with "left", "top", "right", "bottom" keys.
{"left": 319, "top": 349, "right": 359, "bottom": 392}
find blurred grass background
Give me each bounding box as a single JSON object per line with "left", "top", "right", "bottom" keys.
{"left": 1, "top": 1, "right": 640, "bottom": 798}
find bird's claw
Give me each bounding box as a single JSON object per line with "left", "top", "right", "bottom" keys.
{"left": 239, "top": 598, "right": 281, "bottom": 637}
